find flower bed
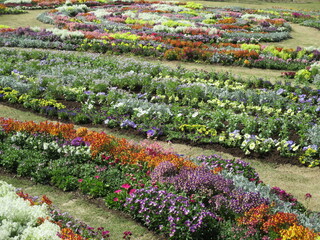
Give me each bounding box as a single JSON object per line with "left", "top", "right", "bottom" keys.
{"left": 0, "top": 180, "right": 118, "bottom": 239}
{"left": 0, "top": 1, "right": 319, "bottom": 71}
{"left": 0, "top": 48, "right": 320, "bottom": 166}
{"left": 0, "top": 118, "right": 319, "bottom": 239}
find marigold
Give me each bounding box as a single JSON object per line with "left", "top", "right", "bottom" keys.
{"left": 261, "top": 212, "right": 298, "bottom": 233}
{"left": 280, "top": 224, "right": 318, "bottom": 240}
{"left": 76, "top": 127, "right": 88, "bottom": 137}
{"left": 59, "top": 228, "right": 86, "bottom": 240}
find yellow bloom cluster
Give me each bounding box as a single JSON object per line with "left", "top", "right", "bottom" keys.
{"left": 280, "top": 224, "right": 319, "bottom": 240}
{"left": 179, "top": 124, "right": 217, "bottom": 136}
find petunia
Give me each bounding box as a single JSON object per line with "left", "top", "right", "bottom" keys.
{"left": 121, "top": 183, "right": 131, "bottom": 189}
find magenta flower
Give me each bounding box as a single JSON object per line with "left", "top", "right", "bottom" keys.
{"left": 305, "top": 193, "right": 312, "bottom": 200}
{"left": 102, "top": 231, "right": 110, "bottom": 237}
{"left": 129, "top": 189, "right": 136, "bottom": 195}
{"left": 94, "top": 175, "right": 100, "bottom": 179}
{"left": 114, "top": 189, "right": 122, "bottom": 194}
{"left": 113, "top": 197, "right": 119, "bottom": 202}
{"left": 78, "top": 179, "right": 83, "bottom": 183}
{"left": 121, "top": 183, "right": 131, "bottom": 189}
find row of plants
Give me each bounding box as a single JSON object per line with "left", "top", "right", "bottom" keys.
{"left": 3, "top": 0, "right": 319, "bottom": 30}
{"left": 0, "top": 117, "right": 319, "bottom": 239}
{"left": 0, "top": 1, "right": 319, "bottom": 72}
{"left": 0, "top": 2, "right": 26, "bottom": 14}
{"left": 0, "top": 180, "right": 131, "bottom": 239}
{"left": 0, "top": 48, "right": 320, "bottom": 166}
{"left": 1, "top": 0, "right": 93, "bottom": 9}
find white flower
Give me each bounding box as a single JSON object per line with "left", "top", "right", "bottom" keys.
{"left": 192, "top": 112, "right": 199, "bottom": 118}
{"left": 249, "top": 142, "right": 256, "bottom": 150}
{"left": 43, "top": 142, "right": 49, "bottom": 150}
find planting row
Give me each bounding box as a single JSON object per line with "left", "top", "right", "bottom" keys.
{"left": 0, "top": 180, "right": 129, "bottom": 239}
{"left": 3, "top": 0, "right": 319, "bottom": 31}
{"left": 0, "top": 48, "right": 320, "bottom": 166}
{"left": 0, "top": 118, "right": 319, "bottom": 239}
{"left": 0, "top": 1, "right": 319, "bottom": 72}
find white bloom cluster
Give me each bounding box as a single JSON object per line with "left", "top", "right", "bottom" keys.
{"left": 10, "top": 132, "right": 91, "bottom": 158}
{"left": 4, "top": 0, "right": 31, "bottom": 4}
{"left": 48, "top": 28, "right": 84, "bottom": 40}
{"left": 56, "top": 4, "right": 88, "bottom": 15}
{"left": 114, "top": 98, "right": 172, "bottom": 118}
{"left": 92, "top": 9, "right": 111, "bottom": 18}
{"left": 153, "top": 24, "right": 188, "bottom": 33}
{"left": 241, "top": 13, "right": 269, "bottom": 20}
{"left": 152, "top": 3, "right": 188, "bottom": 13}
{"left": 128, "top": 11, "right": 170, "bottom": 22}
{"left": 0, "top": 181, "right": 60, "bottom": 240}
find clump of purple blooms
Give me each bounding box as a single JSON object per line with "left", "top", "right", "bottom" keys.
{"left": 151, "top": 161, "right": 269, "bottom": 218}
{"left": 124, "top": 186, "right": 220, "bottom": 239}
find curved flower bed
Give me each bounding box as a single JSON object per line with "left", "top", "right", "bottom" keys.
{"left": 0, "top": 1, "right": 319, "bottom": 71}
{"left": 0, "top": 48, "right": 320, "bottom": 166}
{"left": 0, "top": 118, "right": 319, "bottom": 239}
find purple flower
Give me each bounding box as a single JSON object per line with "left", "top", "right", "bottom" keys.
{"left": 276, "top": 88, "right": 285, "bottom": 95}
{"left": 70, "top": 137, "right": 89, "bottom": 146}
{"left": 120, "top": 119, "right": 137, "bottom": 128}
{"left": 146, "top": 129, "right": 156, "bottom": 137}
{"left": 84, "top": 90, "right": 94, "bottom": 95}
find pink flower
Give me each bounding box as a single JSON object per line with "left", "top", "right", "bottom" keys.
{"left": 121, "top": 183, "right": 131, "bottom": 189}
{"left": 114, "top": 189, "right": 122, "bottom": 194}
{"left": 94, "top": 175, "right": 100, "bottom": 179}
{"left": 129, "top": 189, "right": 136, "bottom": 195}
{"left": 113, "top": 197, "right": 119, "bottom": 202}
{"left": 78, "top": 179, "right": 83, "bottom": 183}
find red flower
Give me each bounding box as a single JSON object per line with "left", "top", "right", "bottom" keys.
{"left": 305, "top": 193, "right": 312, "bottom": 200}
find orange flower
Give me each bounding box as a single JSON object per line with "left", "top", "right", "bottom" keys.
{"left": 41, "top": 195, "right": 53, "bottom": 206}
{"left": 237, "top": 203, "right": 270, "bottom": 227}
{"left": 76, "top": 127, "right": 88, "bottom": 137}
{"left": 59, "top": 228, "right": 86, "bottom": 240}
{"left": 0, "top": 3, "right": 7, "bottom": 10}
{"left": 261, "top": 212, "right": 298, "bottom": 233}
